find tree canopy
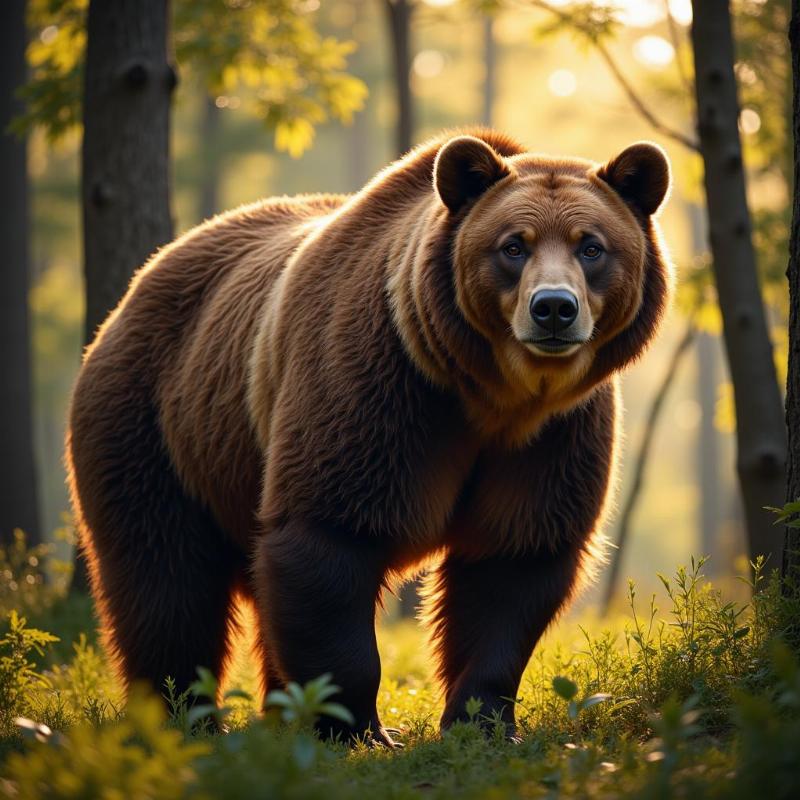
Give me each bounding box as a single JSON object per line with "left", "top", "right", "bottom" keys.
{"left": 16, "top": 0, "right": 368, "bottom": 157}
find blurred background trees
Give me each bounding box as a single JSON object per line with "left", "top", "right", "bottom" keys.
{"left": 1, "top": 0, "right": 40, "bottom": 548}
{"left": 81, "top": 0, "right": 174, "bottom": 345}
{"left": 691, "top": 0, "right": 785, "bottom": 570}
{"left": 786, "top": 0, "right": 800, "bottom": 587}
{"left": 2, "top": 0, "right": 794, "bottom": 609}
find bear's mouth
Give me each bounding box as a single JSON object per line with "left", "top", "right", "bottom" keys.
{"left": 524, "top": 337, "right": 584, "bottom": 356}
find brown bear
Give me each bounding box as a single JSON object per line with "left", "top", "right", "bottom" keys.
{"left": 67, "top": 129, "right": 671, "bottom": 746}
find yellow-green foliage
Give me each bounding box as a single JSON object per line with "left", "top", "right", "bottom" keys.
{"left": 4, "top": 686, "right": 208, "bottom": 800}
{"left": 1, "top": 535, "right": 799, "bottom": 799}
{"left": 0, "top": 530, "right": 72, "bottom": 619}
{"left": 18, "top": 0, "right": 367, "bottom": 157}
{"left": 0, "top": 612, "right": 58, "bottom": 739}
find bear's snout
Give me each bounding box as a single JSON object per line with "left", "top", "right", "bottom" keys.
{"left": 529, "top": 289, "right": 579, "bottom": 335}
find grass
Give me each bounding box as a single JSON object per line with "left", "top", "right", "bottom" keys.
{"left": 1, "top": 532, "right": 800, "bottom": 799}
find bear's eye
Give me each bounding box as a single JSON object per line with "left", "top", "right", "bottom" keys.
{"left": 581, "top": 242, "right": 604, "bottom": 260}
{"left": 501, "top": 241, "right": 525, "bottom": 259}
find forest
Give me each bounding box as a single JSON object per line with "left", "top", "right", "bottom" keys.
{"left": 1, "top": 0, "right": 800, "bottom": 797}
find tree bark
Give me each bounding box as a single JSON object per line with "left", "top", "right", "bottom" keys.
{"left": 691, "top": 0, "right": 787, "bottom": 568}
{"left": 0, "top": 0, "right": 41, "bottom": 547}
{"left": 385, "top": 0, "right": 416, "bottom": 616}
{"left": 785, "top": 0, "right": 800, "bottom": 585}
{"left": 482, "top": 16, "right": 496, "bottom": 127}
{"left": 687, "top": 201, "right": 724, "bottom": 574}
{"left": 384, "top": 0, "right": 414, "bottom": 157}
{"left": 74, "top": 0, "right": 175, "bottom": 590}
{"left": 697, "top": 331, "right": 721, "bottom": 573}
{"left": 82, "top": 0, "right": 175, "bottom": 343}
{"left": 602, "top": 319, "right": 696, "bottom": 613}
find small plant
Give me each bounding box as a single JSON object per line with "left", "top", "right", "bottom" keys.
{"left": 162, "top": 675, "right": 194, "bottom": 732}
{"left": 0, "top": 528, "right": 72, "bottom": 618}
{"left": 624, "top": 580, "right": 663, "bottom": 707}
{"left": 766, "top": 498, "right": 800, "bottom": 530}
{"left": 552, "top": 676, "right": 612, "bottom": 720}
{"left": 265, "top": 672, "right": 354, "bottom": 732}
{"left": 0, "top": 611, "right": 59, "bottom": 736}
{"left": 4, "top": 685, "right": 208, "bottom": 799}
{"left": 184, "top": 666, "right": 254, "bottom": 733}
{"left": 464, "top": 696, "right": 483, "bottom": 722}
{"left": 264, "top": 673, "right": 354, "bottom": 768}
{"left": 646, "top": 694, "right": 702, "bottom": 770}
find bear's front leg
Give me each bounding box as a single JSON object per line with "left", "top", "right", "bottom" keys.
{"left": 252, "top": 519, "right": 395, "bottom": 746}
{"left": 430, "top": 548, "right": 582, "bottom": 737}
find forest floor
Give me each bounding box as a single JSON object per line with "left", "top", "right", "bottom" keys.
{"left": 1, "top": 536, "right": 800, "bottom": 799}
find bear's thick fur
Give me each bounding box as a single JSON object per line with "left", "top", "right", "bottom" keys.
{"left": 67, "top": 129, "right": 671, "bottom": 745}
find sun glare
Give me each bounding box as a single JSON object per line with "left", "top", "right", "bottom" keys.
{"left": 613, "top": 0, "right": 665, "bottom": 28}
{"left": 668, "top": 0, "right": 693, "bottom": 26}
{"left": 739, "top": 108, "right": 762, "bottom": 135}
{"left": 633, "top": 35, "right": 675, "bottom": 68}
{"left": 413, "top": 49, "right": 445, "bottom": 79}
{"left": 548, "top": 69, "right": 577, "bottom": 97}
{"left": 40, "top": 24, "right": 58, "bottom": 44}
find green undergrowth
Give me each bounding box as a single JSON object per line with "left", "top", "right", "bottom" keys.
{"left": 1, "top": 532, "right": 799, "bottom": 799}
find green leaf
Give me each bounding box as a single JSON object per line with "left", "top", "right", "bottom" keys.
{"left": 223, "top": 687, "right": 253, "bottom": 702}
{"left": 609, "top": 698, "right": 638, "bottom": 714}
{"left": 317, "top": 702, "right": 355, "bottom": 726}
{"left": 190, "top": 666, "right": 219, "bottom": 701}
{"left": 465, "top": 697, "right": 483, "bottom": 721}
{"left": 264, "top": 689, "right": 292, "bottom": 709}
{"left": 552, "top": 676, "right": 579, "bottom": 701}
{"left": 186, "top": 703, "right": 216, "bottom": 729}
{"left": 287, "top": 682, "right": 306, "bottom": 705}
{"left": 581, "top": 693, "right": 612, "bottom": 711}
{"left": 292, "top": 733, "right": 317, "bottom": 770}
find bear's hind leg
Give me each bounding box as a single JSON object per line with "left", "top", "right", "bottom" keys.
{"left": 68, "top": 405, "right": 246, "bottom": 704}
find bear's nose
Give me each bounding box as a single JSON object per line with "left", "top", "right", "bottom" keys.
{"left": 530, "top": 289, "right": 579, "bottom": 333}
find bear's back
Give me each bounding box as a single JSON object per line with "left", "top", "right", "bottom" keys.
{"left": 81, "top": 193, "right": 347, "bottom": 544}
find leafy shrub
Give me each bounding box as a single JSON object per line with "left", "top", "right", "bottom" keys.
{"left": 0, "top": 612, "right": 58, "bottom": 742}
{"left": 0, "top": 529, "right": 72, "bottom": 619}
{"left": 1, "top": 544, "right": 799, "bottom": 799}
{"left": 4, "top": 686, "right": 208, "bottom": 799}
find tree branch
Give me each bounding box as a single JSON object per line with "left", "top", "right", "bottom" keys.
{"left": 662, "top": 0, "right": 693, "bottom": 98}
{"left": 528, "top": 0, "right": 700, "bottom": 152}
{"left": 601, "top": 314, "right": 697, "bottom": 614}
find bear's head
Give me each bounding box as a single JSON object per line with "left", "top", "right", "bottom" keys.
{"left": 427, "top": 134, "right": 672, "bottom": 414}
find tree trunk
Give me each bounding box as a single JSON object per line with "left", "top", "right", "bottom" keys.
{"left": 482, "top": 16, "right": 496, "bottom": 127}
{"left": 602, "top": 319, "right": 696, "bottom": 613}
{"left": 385, "top": 0, "right": 417, "bottom": 616}
{"left": 785, "top": 0, "right": 800, "bottom": 585}
{"left": 82, "top": 0, "right": 175, "bottom": 343}
{"left": 697, "top": 331, "right": 721, "bottom": 572}
{"left": 690, "top": 202, "right": 723, "bottom": 574}
{"left": 691, "top": 0, "right": 786, "bottom": 568}
{"left": 347, "top": 2, "right": 369, "bottom": 191}
{"left": 74, "top": 0, "right": 175, "bottom": 590}
{"left": 0, "top": 0, "right": 40, "bottom": 547}
{"left": 384, "top": 0, "right": 414, "bottom": 156}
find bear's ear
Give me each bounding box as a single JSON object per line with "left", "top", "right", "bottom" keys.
{"left": 434, "top": 136, "right": 511, "bottom": 213}
{"left": 596, "top": 142, "right": 671, "bottom": 217}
